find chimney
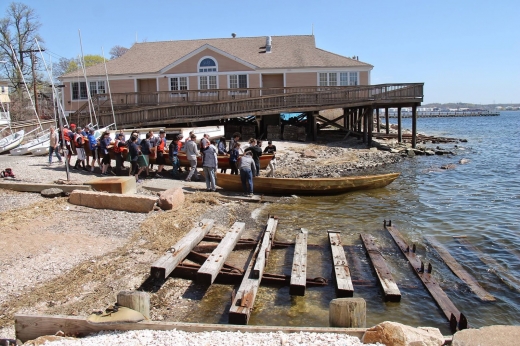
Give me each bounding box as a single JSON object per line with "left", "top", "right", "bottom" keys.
{"left": 266, "top": 36, "right": 272, "bottom": 53}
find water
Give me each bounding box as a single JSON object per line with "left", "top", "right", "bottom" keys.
{"left": 192, "top": 112, "right": 520, "bottom": 333}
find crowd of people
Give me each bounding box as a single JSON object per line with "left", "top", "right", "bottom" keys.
{"left": 49, "top": 125, "right": 277, "bottom": 195}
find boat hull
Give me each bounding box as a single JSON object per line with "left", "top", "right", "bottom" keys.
{"left": 28, "top": 142, "right": 50, "bottom": 156}
{"left": 214, "top": 172, "right": 400, "bottom": 196}
{"left": 0, "top": 130, "right": 25, "bottom": 154}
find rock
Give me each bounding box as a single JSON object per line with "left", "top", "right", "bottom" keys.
{"left": 158, "top": 187, "right": 185, "bottom": 210}
{"left": 302, "top": 149, "right": 318, "bottom": 158}
{"left": 441, "top": 164, "right": 457, "bottom": 170}
{"left": 69, "top": 190, "right": 157, "bottom": 213}
{"left": 369, "top": 147, "right": 378, "bottom": 152}
{"left": 362, "top": 321, "right": 444, "bottom": 346}
{"left": 459, "top": 158, "right": 470, "bottom": 164}
{"left": 406, "top": 149, "right": 416, "bottom": 157}
{"left": 425, "top": 150, "right": 435, "bottom": 156}
{"left": 452, "top": 325, "right": 520, "bottom": 346}
{"left": 40, "top": 188, "right": 64, "bottom": 198}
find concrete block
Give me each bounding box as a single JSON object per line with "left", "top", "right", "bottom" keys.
{"left": 452, "top": 325, "right": 520, "bottom": 346}
{"left": 69, "top": 190, "right": 157, "bottom": 213}
{"left": 85, "top": 176, "right": 136, "bottom": 194}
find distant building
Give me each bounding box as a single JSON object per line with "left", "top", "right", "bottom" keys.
{"left": 59, "top": 35, "right": 373, "bottom": 116}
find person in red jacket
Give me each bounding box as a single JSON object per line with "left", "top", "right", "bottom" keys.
{"left": 155, "top": 130, "right": 167, "bottom": 178}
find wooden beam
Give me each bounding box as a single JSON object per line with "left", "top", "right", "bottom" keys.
{"left": 397, "top": 107, "right": 402, "bottom": 143}
{"left": 376, "top": 108, "right": 380, "bottom": 132}
{"left": 385, "top": 222, "right": 468, "bottom": 332}
{"left": 385, "top": 107, "right": 389, "bottom": 134}
{"left": 411, "top": 105, "right": 417, "bottom": 148}
{"left": 197, "top": 222, "right": 246, "bottom": 285}
{"left": 150, "top": 219, "right": 214, "bottom": 279}
{"left": 0, "top": 182, "right": 91, "bottom": 193}
{"left": 14, "top": 314, "right": 367, "bottom": 343}
{"left": 253, "top": 217, "right": 278, "bottom": 278}
{"left": 328, "top": 231, "right": 354, "bottom": 297}
{"left": 290, "top": 229, "right": 308, "bottom": 296}
{"left": 360, "top": 234, "right": 401, "bottom": 302}
{"left": 424, "top": 236, "right": 495, "bottom": 301}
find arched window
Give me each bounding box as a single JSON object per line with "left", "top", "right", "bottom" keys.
{"left": 199, "top": 58, "right": 217, "bottom": 73}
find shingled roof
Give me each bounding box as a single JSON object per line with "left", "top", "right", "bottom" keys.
{"left": 61, "top": 35, "right": 372, "bottom": 78}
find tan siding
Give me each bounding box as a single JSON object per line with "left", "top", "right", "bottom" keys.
{"left": 189, "top": 76, "right": 198, "bottom": 89}
{"left": 218, "top": 75, "right": 227, "bottom": 89}
{"left": 249, "top": 74, "right": 260, "bottom": 88}
{"left": 262, "top": 74, "right": 284, "bottom": 88}
{"left": 110, "top": 79, "right": 135, "bottom": 93}
{"left": 164, "top": 49, "right": 255, "bottom": 74}
{"left": 158, "top": 77, "right": 169, "bottom": 91}
{"left": 285, "top": 72, "right": 317, "bottom": 87}
{"left": 359, "top": 71, "right": 369, "bottom": 85}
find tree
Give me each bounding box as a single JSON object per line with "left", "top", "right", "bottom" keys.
{"left": 109, "top": 45, "right": 128, "bottom": 59}
{"left": 53, "top": 54, "right": 105, "bottom": 76}
{"left": 0, "top": 2, "right": 43, "bottom": 92}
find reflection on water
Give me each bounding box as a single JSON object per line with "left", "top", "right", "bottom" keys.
{"left": 192, "top": 112, "right": 520, "bottom": 333}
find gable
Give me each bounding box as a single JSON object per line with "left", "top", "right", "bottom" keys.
{"left": 163, "top": 48, "right": 255, "bottom": 75}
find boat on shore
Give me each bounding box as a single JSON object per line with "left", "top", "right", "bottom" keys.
{"left": 214, "top": 172, "right": 400, "bottom": 195}
{"left": 11, "top": 129, "right": 50, "bottom": 156}
{"left": 0, "top": 130, "right": 25, "bottom": 154}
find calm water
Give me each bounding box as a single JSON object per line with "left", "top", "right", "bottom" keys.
{"left": 191, "top": 112, "right": 520, "bottom": 333}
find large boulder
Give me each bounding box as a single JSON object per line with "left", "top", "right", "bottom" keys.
{"left": 362, "top": 321, "right": 444, "bottom": 346}
{"left": 452, "top": 325, "right": 520, "bottom": 346}
{"left": 158, "top": 187, "right": 185, "bottom": 210}
{"left": 69, "top": 190, "right": 157, "bottom": 213}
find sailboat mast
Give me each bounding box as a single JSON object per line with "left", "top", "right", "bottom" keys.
{"left": 101, "top": 46, "right": 117, "bottom": 130}
{"left": 78, "top": 30, "right": 98, "bottom": 127}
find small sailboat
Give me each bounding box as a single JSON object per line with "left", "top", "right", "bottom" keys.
{"left": 0, "top": 129, "right": 25, "bottom": 154}
{"left": 10, "top": 128, "right": 50, "bottom": 155}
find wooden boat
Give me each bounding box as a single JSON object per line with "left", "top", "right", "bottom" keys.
{"left": 214, "top": 172, "right": 400, "bottom": 195}
{"left": 177, "top": 152, "right": 274, "bottom": 170}
{"left": 0, "top": 130, "right": 24, "bottom": 154}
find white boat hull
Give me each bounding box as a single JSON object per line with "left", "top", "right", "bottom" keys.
{"left": 10, "top": 131, "right": 50, "bottom": 156}
{"left": 0, "top": 130, "right": 25, "bottom": 154}
{"left": 28, "top": 141, "right": 51, "bottom": 156}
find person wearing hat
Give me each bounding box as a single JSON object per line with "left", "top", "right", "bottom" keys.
{"left": 154, "top": 129, "right": 167, "bottom": 178}
{"left": 239, "top": 151, "right": 256, "bottom": 196}
{"left": 263, "top": 141, "right": 277, "bottom": 177}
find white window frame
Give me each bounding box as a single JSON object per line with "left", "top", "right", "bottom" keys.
{"left": 319, "top": 72, "right": 359, "bottom": 86}
{"left": 229, "top": 74, "right": 248, "bottom": 94}
{"left": 170, "top": 76, "right": 189, "bottom": 93}
{"left": 71, "top": 81, "right": 87, "bottom": 100}
{"left": 89, "top": 80, "right": 106, "bottom": 96}
{"left": 198, "top": 56, "right": 218, "bottom": 73}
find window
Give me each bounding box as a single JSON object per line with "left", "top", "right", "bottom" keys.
{"left": 229, "top": 74, "right": 248, "bottom": 89}
{"left": 320, "top": 72, "right": 358, "bottom": 86}
{"left": 72, "top": 81, "right": 104, "bottom": 99}
{"left": 89, "top": 81, "right": 105, "bottom": 95}
{"left": 199, "top": 58, "right": 217, "bottom": 72}
{"left": 199, "top": 75, "right": 217, "bottom": 90}
{"left": 170, "top": 77, "right": 188, "bottom": 91}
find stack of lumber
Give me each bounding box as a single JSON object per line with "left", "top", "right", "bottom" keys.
{"left": 266, "top": 125, "right": 282, "bottom": 140}
{"left": 283, "top": 125, "right": 306, "bottom": 142}
{"left": 241, "top": 125, "right": 256, "bottom": 140}
{"left": 225, "top": 125, "right": 241, "bottom": 139}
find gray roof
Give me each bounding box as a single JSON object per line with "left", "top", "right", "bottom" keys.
{"left": 62, "top": 35, "right": 372, "bottom": 78}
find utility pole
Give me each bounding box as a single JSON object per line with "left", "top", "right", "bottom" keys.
{"left": 19, "top": 48, "right": 45, "bottom": 118}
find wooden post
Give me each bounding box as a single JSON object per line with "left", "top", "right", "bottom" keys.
{"left": 385, "top": 107, "right": 389, "bottom": 134}
{"left": 329, "top": 298, "right": 366, "bottom": 328}
{"left": 197, "top": 222, "right": 246, "bottom": 285}
{"left": 362, "top": 108, "right": 368, "bottom": 143}
{"left": 290, "top": 229, "right": 308, "bottom": 296}
{"left": 117, "top": 291, "right": 150, "bottom": 319}
{"left": 343, "top": 108, "right": 347, "bottom": 130}
{"left": 376, "top": 108, "right": 380, "bottom": 132}
{"left": 328, "top": 231, "right": 353, "bottom": 297}
{"left": 367, "top": 107, "right": 373, "bottom": 147}
{"left": 311, "top": 112, "right": 318, "bottom": 141}
{"left": 411, "top": 105, "right": 417, "bottom": 148}
{"left": 253, "top": 217, "right": 278, "bottom": 278}
{"left": 397, "top": 107, "right": 402, "bottom": 143}
{"left": 150, "top": 219, "right": 214, "bottom": 279}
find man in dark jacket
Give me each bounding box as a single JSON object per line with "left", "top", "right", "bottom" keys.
{"left": 244, "top": 139, "right": 262, "bottom": 176}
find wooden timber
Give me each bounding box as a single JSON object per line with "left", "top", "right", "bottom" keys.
{"left": 0, "top": 182, "right": 91, "bottom": 193}
{"left": 14, "top": 314, "right": 367, "bottom": 343}
{"left": 425, "top": 236, "right": 495, "bottom": 301}
{"left": 253, "top": 217, "right": 278, "bottom": 278}
{"left": 456, "top": 237, "right": 520, "bottom": 292}
{"left": 150, "top": 219, "right": 214, "bottom": 279}
{"left": 328, "top": 231, "right": 354, "bottom": 297}
{"left": 385, "top": 222, "right": 468, "bottom": 332}
{"left": 228, "top": 217, "right": 274, "bottom": 325}
{"left": 215, "top": 172, "right": 400, "bottom": 196}
{"left": 290, "top": 229, "right": 308, "bottom": 296}
{"left": 360, "top": 233, "right": 401, "bottom": 302}
{"left": 186, "top": 251, "right": 244, "bottom": 274}
{"left": 197, "top": 222, "right": 246, "bottom": 285}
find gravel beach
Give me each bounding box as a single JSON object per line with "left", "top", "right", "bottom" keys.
{"left": 0, "top": 136, "right": 402, "bottom": 345}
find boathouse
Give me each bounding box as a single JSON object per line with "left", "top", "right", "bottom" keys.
{"left": 59, "top": 34, "right": 424, "bottom": 147}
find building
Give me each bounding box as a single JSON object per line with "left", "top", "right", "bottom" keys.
{"left": 0, "top": 80, "right": 10, "bottom": 127}
{"left": 59, "top": 35, "right": 373, "bottom": 116}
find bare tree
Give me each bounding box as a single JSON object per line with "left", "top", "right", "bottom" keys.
{"left": 0, "top": 2, "right": 43, "bottom": 92}
{"left": 109, "top": 45, "right": 128, "bottom": 59}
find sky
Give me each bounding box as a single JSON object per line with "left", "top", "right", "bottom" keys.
{"left": 2, "top": 0, "right": 519, "bottom": 104}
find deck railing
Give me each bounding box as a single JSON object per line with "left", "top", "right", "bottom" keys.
{"left": 74, "top": 83, "right": 423, "bottom": 127}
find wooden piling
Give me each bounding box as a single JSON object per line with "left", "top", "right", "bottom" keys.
{"left": 253, "top": 217, "right": 278, "bottom": 278}
{"left": 290, "top": 229, "right": 308, "bottom": 296}
{"left": 360, "top": 234, "right": 401, "bottom": 302}
{"left": 328, "top": 231, "right": 354, "bottom": 297}
{"left": 197, "top": 222, "right": 246, "bottom": 285}
{"left": 329, "top": 298, "right": 366, "bottom": 328}
{"left": 150, "top": 219, "right": 214, "bottom": 279}
{"left": 116, "top": 291, "right": 150, "bottom": 319}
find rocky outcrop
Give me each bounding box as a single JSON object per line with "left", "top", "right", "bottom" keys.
{"left": 362, "top": 321, "right": 444, "bottom": 346}
{"left": 452, "top": 325, "right": 520, "bottom": 346}
{"left": 158, "top": 187, "right": 185, "bottom": 210}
